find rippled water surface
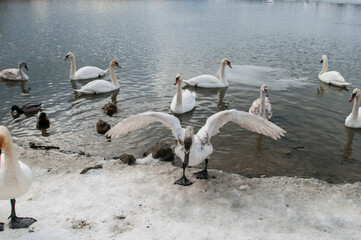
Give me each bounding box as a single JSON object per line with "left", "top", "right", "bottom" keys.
{"left": 1, "top": 0, "right": 361, "bottom": 182}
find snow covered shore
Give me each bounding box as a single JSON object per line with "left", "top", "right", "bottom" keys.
{"left": 1, "top": 147, "right": 361, "bottom": 240}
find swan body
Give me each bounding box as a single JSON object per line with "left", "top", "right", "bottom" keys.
{"left": 170, "top": 74, "right": 196, "bottom": 114}
{"left": 249, "top": 84, "right": 273, "bottom": 120}
{"left": 0, "top": 62, "right": 29, "bottom": 81}
{"left": 76, "top": 60, "right": 120, "bottom": 94}
{"left": 0, "top": 126, "right": 32, "bottom": 200}
{"left": 318, "top": 55, "right": 351, "bottom": 87}
{"left": 106, "top": 110, "right": 286, "bottom": 185}
{"left": 0, "top": 126, "right": 36, "bottom": 229}
{"left": 64, "top": 52, "right": 106, "bottom": 80}
{"left": 345, "top": 88, "right": 361, "bottom": 128}
{"left": 183, "top": 58, "right": 232, "bottom": 88}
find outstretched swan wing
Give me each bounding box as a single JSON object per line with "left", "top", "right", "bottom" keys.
{"left": 197, "top": 109, "right": 286, "bottom": 142}
{"left": 105, "top": 112, "right": 185, "bottom": 141}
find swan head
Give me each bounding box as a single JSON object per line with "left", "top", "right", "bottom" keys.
{"left": 110, "top": 60, "right": 121, "bottom": 68}
{"left": 183, "top": 126, "right": 194, "bottom": 152}
{"left": 174, "top": 74, "right": 182, "bottom": 85}
{"left": 222, "top": 58, "right": 232, "bottom": 68}
{"left": 0, "top": 126, "right": 8, "bottom": 148}
{"left": 349, "top": 88, "right": 361, "bottom": 102}
{"left": 19, "top": 62, "right": 29, "bottom": 71}
{"left": 0, "top": 126, "right": 11, "bottom": 167}
{"left": 320, "top": 55, "right": 328, "bottom": 64}
{"left": 261, "top": 84, "right": 269, "bottom": 97}
{"left": 64, "top": 52, "right": 75, "bottom": 61}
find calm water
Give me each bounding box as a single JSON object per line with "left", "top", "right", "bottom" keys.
{"left": 1, "top": 0, "right": 361, "bottom": 183}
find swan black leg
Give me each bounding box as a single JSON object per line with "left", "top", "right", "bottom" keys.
{"left": 0, "top": 222, "right": 4, "bottom": 231}
{"left": 8, "top": 199, "right": 37, "bottom": 229}
{"left": 174, "top": 152, "right": 192, "bottom": 186}
{"left": 194, "top": 159, "right": 209, "bottom": 179}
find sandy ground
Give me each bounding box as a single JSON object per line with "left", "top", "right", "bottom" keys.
{"left": 1, "top": 147, "right": 361, "bottom": 240}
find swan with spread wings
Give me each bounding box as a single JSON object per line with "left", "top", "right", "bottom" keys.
{"left": 106, "top": 110, "right": 286, "bottom": 186}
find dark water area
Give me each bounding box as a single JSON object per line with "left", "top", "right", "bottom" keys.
{"left": 1, "top": 0, "right": 361, "bottom": 183}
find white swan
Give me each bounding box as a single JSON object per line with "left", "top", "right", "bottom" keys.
{"left": 0, "top": 62, "right": 29, "bottom": 81}
{"left": 105, "top": 110, "right": 286, "bottom": 186}
{"left": 0, "top": 126, "right": 36, "bottom": 230}
{"left": 170, "top": 74, "right": 196, "bottom": 114}
{"left": 318, "top": 55, "right": 351, "bottom": 87}
{"left": 249, "top": 84, "right": 273, "bottom": 120}
{"left": 64, "top": 52, "right": 107, "bottom": 80}
{"left": 345, "top": 88, "right": 361, "bottom": 128}
{"left": 183, "top": 58, "right": 232, "bottom": 88}
{"left": 76, "top": 60, "right": 120, "bottom": 94}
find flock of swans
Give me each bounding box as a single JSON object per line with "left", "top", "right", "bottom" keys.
{"left": 0, "top": 52, "right": 361, "bottom": 231}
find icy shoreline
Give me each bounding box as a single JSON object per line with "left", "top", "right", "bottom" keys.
{"left": 1, "top": 147, "right": 361, "bottom": 240}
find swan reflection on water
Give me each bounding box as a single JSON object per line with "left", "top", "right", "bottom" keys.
{"left": 343, "top": 126, "right": 361, "bottom": 161}
{"left": 317, "top": 80, "right": 349, "bottom": 98}
{"left": 218, "top": 88, "right": 229, "bottom": 110}
{"left": 183, "top": 85, "right": 229, "bottom": 111}
{"left": 0, "top": 79, "right": 31, "bottom": 94}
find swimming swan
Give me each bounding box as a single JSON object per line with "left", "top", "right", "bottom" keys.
{"left": 345, "top": 88, "right": 361, "bottom": 128}
{"left": 318, "top": 55, "right": 351, "bottom": 87}
{"left": 183, "top": 58, "right": 232, "bottom": 88}
{"left": 64, "top": 52, "right": 107, "bottom": 80}
{"left": 76, "top": 60, "right": 120, "bottom": 94}
{"left": 105, "top": 110, "right": 286, "bottom": 186}
{"left": 0, "top": 126, "right": 36, "bottom": 230}
{"left": 170, "top": 74, "right": 196, "bottom": 114}
{"left": 0, "top": 62, "right": 29, "bottom": 81}
{"left": 249, "top": 84, "right": 273, "bottom": 120}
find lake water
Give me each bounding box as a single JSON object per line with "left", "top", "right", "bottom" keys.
{"left": 1, "top": 0, "right": 361, "bottom": 183}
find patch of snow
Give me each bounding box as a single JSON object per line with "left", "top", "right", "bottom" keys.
{"left": 1, "top": 148, "right": 361, "bottom": 239}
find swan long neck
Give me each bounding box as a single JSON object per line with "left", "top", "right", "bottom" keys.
{"left": 1, "top": 134, "right": 20, "bottom": 171}
{"left": 351, "top": 95, "right": 360, "bottom": 119}
{"left": 219, "top": 63, "right": 228, "bottom": 85}
{"left": 319, "top": 57, "right": 328, "bottom": 76}
{"left": 110, "top": 63, "right": 119, "bottom": 87}
{"left": 18, "top": 64, "right": 23, "bottom": 74}
{"left": 259, "top": 90, "right": 266, "bottom": 118}
{"left": 175, "top": 79, "right": 183, "bottom": 108}
{"left": 70, "top": 56, "right": 76, "bottom": 79}
{"left": 184, "top": 126, "right": 194, "bottom": 152}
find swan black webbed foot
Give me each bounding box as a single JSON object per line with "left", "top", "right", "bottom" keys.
{"left": 9, "top": 217, "right": 37, "bottom": 229}
{"left": 193, "top": 159, "right": 209, "bottom": 179}
{"left": 0, "top": 222, "right": 4, "bottom": 231}
{"left": 174, "top": 175, "right": 193, "bottom": 186}
{"left": 8, "top": 199, "right": 37, "bottom": 229}
{"left": 194, "top": 169, "right": 208, "bottom": 179}
{"left": 174, "top": 151, "right": 193, "bottom": 186}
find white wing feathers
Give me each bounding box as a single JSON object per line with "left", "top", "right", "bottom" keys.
{"left": 197, "top": 110, "right": 286, "bottom": 142}
{"left": 105, "top": 112, "right": 185, "bottom": 141}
